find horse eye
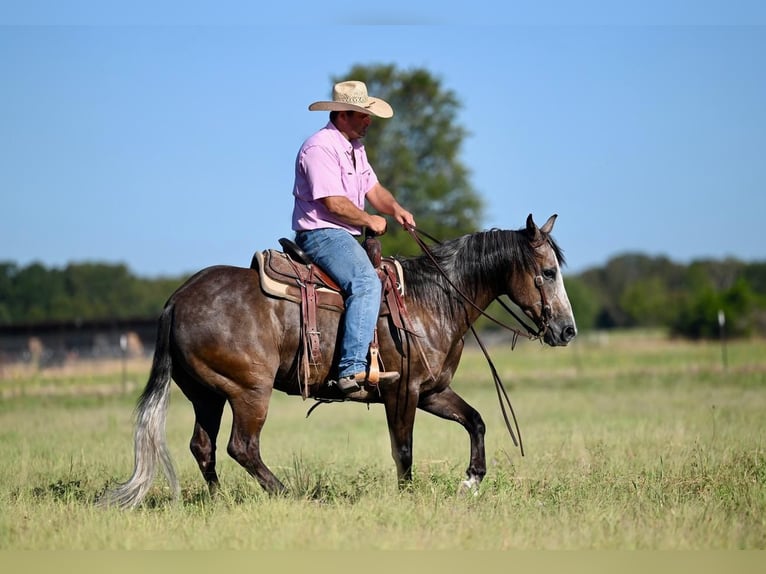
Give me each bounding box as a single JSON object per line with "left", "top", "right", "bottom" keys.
{"left": 543, "top": 268, "right": 557, "bottom": 280}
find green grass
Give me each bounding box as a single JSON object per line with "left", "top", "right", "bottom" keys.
{"left": 0, "top": 331, "right": 764, "bottom": 549}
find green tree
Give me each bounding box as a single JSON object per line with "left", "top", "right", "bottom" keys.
{"left": 743, "top": 262, "right": 766, "bottom": 294}
{"left": 620, "top": 276, "right": 674, "bottom": 327}
{"left": 671, "top": 286, "right": 721, "bottom": 339}
{"left": 0, "top": 261, "right": 183, "bottom": 325}
{"left": 0, "top": 262, "right": 18, "bottom": 324}
{"left": 333, "top": 65, "right": 483, "bottom": 255}
{"left": 11, "top": 263, "right": 65, "bottom": 322}
{"left": 563, "top": 275, "right": 599, "bottom": 331}
{"left": 670, "top": 267, "right": 759, "bottom": 339}
{"left": 721, "top": 277, "right": 758, "bottom": 336}
{"left": 62, "top": 263, "right": 139, "bottom": 319}
{"left": 580, "top": 253, "right": 686, "bottom": 329}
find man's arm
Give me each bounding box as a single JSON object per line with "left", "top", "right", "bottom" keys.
{"left": 320, "top": 196, "right": 389, "bottom": 235}
{"left": 366, "top": 183, "right": 416, "bottom": 228}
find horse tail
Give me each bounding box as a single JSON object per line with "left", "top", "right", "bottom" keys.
{"left": 99, "top": 304, "right": 180, "bottom": 509}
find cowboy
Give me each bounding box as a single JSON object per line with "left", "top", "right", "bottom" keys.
{"left": 291, "top": 80, "right": 417, "bottom": 394}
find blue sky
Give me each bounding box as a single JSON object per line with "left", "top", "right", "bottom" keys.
{"left": 2, "top": 3, "right": 765, "bottom": 278}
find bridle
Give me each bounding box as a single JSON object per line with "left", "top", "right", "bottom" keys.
{"left": 404, "top": 225, "right": 553, "bottom": 345}
{"left": 403, "top": 224, "right": 556, "bottom": 457}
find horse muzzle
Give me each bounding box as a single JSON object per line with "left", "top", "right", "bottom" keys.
{"left": 542, "top": 321, "right": 577, "bottom": 347}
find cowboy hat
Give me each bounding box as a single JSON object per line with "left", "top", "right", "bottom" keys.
{"left": 308, "top": 80, "right": 394, "bottom": 118}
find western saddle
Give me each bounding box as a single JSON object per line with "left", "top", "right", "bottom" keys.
{"left": 250, "top": 235, "right": 413, "bottom": 397}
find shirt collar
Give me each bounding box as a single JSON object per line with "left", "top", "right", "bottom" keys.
{"left": 325, "top": 120, "right": 362, "bottom": 152}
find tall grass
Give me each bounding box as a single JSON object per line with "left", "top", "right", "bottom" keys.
{"left": 0, "top": 332, "right": 764, "bottom": 549}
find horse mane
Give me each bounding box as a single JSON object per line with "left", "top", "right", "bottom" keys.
{"left": 399, "top": 226, "right": 565, "bottom": 316}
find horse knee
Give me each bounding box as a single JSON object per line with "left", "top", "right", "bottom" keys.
{"left": 470, "top": 412, "right": 486, "bottom": 435}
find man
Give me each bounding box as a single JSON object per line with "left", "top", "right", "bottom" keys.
{"left": 291, "top": 80, "right": 416, "bottom": 394}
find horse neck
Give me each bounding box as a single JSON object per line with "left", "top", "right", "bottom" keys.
{"left": 402, "top": 230, "right": 518, "bottom": 335}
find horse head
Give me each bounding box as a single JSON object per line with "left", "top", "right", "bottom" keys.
{"left": 509, "top": 214, "right": 577, "bottom": 347}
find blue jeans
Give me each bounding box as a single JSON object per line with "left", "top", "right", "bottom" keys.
{"left": 295, "top": 228, "right": 381, "bottom": 379}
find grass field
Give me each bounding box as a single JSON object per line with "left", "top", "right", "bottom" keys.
{"left": 0, "top": 330, "right": 764, "bottom": 550}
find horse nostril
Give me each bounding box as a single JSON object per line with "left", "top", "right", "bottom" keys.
{"left": 563, "top": 325, "right": 577, "bottom": 342}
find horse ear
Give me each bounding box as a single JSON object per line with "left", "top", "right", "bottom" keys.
{"left": 540, "top": 214, "right": 558, "bottom": 235}
{"left": 526, "top": 213, "right": 544, "bottom": 244}
{"left": 525, "top": 213, "right": 536, "bottom": 233}
{"left": 527, "top": 213, "right": 543, "bottom": 243}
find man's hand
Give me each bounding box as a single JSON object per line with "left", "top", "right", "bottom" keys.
{"left": 366, "top": 183, "right": 416, "bottom": 230}
{"left": 393, "top": 206, "right": 416, "bottom": 229}
{"left": 367, "top": 214, "right": 388, "bottom": 235}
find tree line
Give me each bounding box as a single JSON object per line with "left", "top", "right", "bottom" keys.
{"left": 560, "top": 253, "right": 766, "bottom": 338}
{"left": 2, "top": 254, "right": 765, "bottom": 340}
{"left": 0, "top": 261, "right": 181, "bottom": 325}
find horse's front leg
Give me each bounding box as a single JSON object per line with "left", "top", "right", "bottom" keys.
{"left": 417, "top": 386, "right": 486, "bottom": 494}
{"left": 382, "top": 386, "right": 420, "bottom": 486}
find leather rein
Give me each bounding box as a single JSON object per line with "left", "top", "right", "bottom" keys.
{"left": 404, "top": 224, "right": 555, "bottom": 457}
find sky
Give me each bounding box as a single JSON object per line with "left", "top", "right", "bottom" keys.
{"left": 2, "top": 2, "right": 765, "bottom": 278}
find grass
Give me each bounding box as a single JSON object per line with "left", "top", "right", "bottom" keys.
{"left": 0, "top": 331, "right": 764, "bottom": 549}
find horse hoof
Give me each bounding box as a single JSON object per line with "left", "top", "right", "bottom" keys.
{"left": 458, "top": 476, "right": 480, "bottom": 496}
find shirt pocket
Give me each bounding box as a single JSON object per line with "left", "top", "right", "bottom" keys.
{"left": 339, "top": 170, "right": 365, "bottom": 208}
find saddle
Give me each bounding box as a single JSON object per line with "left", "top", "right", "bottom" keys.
{"left": 250, "top": 235, "right": 412, "bottom": 396}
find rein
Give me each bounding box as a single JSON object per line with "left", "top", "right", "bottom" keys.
{"left": 404, "top": 224, "right": 553, "bottom": 457}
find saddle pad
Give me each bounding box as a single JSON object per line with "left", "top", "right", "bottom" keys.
{"left": 254, "top": 250, "right": 345, "bottom": 312}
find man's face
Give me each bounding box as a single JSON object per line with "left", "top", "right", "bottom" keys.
{"left": 341, "top": 110, "right": 372, "bottom": 139}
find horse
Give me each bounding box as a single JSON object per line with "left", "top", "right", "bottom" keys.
{"left": 101, "top": 214, "right": 576, "bottom": 508}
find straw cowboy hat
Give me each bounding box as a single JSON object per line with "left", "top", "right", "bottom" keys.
{"left": 308, "top": 80, "right": 394, "bottom": 118}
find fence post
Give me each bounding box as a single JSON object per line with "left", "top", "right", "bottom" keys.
{"left": 717, "top": 309, "right": 727, "bottom": 371}
{"left": 120, "top": 334, "right": 128, "bottom": 393}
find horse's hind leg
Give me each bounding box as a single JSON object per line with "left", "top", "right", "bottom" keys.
{"left": 227, "top": 389, "right": 287, "bottom": 495}
{"left": 190, "top": 392, "right": 226, "bottom": 497}
{"left": 418, "top": 387, "right": 487, "bottom": 492}
{"left": 177, "top": 376, "right": 227, "bottom": 497}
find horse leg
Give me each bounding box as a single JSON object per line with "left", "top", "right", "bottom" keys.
{"left": 383, "top": 388, "right": 420, "bottom": 486}
{"left": 189, "top": 393, "right": 226, "bottom": 497}
{"left": 418, "top": 387, "right": 487, "bottom": 493}
{"left": 175, "top": 373, "right": 227, "bottom": 497}
{"left": 226, "top": 389, "right": 287, "bottom": 495}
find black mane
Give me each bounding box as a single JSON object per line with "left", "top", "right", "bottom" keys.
{"left": 399, "top": 227, "right": 564, "bottom": 316}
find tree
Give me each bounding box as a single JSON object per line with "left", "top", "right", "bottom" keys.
{"left": 0, "top": 261, "right": 183, "bottom": 325}
{"left": 620, "top": 276, "right": 674, "bottom": 327}
{"left": 563, "top": 276, "right": 600, "bottom": 331}
{"left": 0, "top": 262, "right": 18, "bottom": 324}
{"left": 11, "top": 263, "right": 65, "bottom": 322}
{"left": 333, "top": 65, "right": 484, "bottom": 255}
{"left": 579, "top": 253, "right": 687, "bottom": 329}
{"left": 61, "top": 263, "right": 139, "bottom": 319}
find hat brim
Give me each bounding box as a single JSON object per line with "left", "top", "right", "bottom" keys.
{"left": 308, "top": 99, "right": 393, "bottom": 119}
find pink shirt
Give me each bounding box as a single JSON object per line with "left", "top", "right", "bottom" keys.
{"left": 291, "top": 121, "right": 378, "bottom": 235}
